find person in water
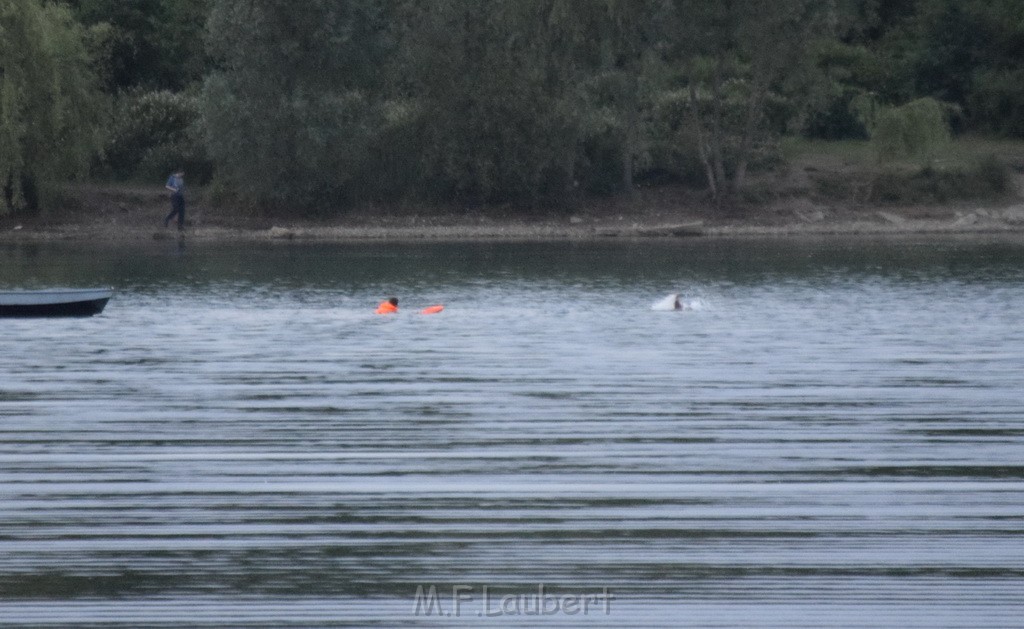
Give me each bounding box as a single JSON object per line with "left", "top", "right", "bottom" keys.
{"left": 375, "top": 297, "right": 398, "bottom": 314}
{"left": 163, "top": 169, "right": 186, "bottom": 230}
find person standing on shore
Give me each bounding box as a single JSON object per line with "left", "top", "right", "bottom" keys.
{"left": 163, "top": 169, "right": 185, "bottom": 230}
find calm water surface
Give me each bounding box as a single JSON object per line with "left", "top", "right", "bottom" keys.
{"left": 2, "top": 238, "right": 1023, "bottom": 627}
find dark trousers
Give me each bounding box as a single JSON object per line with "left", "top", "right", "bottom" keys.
{"left": 164, "top": 194, "right": 185, "bottom": 229}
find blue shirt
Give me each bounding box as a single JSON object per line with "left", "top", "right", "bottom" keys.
{"left": 166, "top": 174, "right": 184, "bottom": 195}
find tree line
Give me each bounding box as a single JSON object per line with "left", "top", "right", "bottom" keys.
{"left": 2, "top": 0, "right": 1023, "bottom": 214}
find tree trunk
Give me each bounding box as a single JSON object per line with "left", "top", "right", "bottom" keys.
{"left": 688, "top": 81, "right": 718, "bottom": 199}
{"left": 709, "top": 52, "right": 728, "bottom": 204}
{"left": 621, "top": 75, "right": 639, "bottom": 196}
{"left": 731, "top": 67, "right": 772, "bottom": 194}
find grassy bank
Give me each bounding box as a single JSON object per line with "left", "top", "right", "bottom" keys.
{"left": 2, "top": 137, "right": 1024, "bottom": 243}
{"left": 781, "top": 136, "right": 1023, "bottom": 206}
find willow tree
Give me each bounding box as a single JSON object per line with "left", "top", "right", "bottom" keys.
{"left": 853, "top": 95, "right": 951, "bottom": 166}
{"left": 1, "top": 0, "right": 106, "bottom": 213}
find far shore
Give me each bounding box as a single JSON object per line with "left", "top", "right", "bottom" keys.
{"left": 2, "top": 182, "right": 1024, "bottom": 244}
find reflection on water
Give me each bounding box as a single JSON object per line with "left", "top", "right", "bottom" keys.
{"left": 2, "top": 239, "right": 1024, "bottom": 627}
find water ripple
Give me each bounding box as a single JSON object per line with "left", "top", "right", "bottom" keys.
{"left": 2, "top": 240, "right": 1023, "bottom": 627}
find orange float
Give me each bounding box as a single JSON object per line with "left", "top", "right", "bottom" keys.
{"left": 375, "top": 299, "right": 398, "bottom": 314}
{"left": 420, "top": 305, "right": 444, "bottom": 315}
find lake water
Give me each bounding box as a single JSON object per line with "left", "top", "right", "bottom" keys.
{"left": 2, "top": 238, "right": 1023, "bottom": 627}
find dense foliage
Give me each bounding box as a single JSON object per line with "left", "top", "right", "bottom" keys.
{"left": 104, "top": 89, "right": 208, "bottom": 181}
{"left": 3, "top": 0, "right": 1023, "bottom": 213}
{"left": 199, "top": 0, "right": 841, "bottom": 208}
{"left": 1, "top": 0, "right": 106, "bottom": 213}
{"left": 59, "top": 0, "right": 211, "bottom": 92}
{"left": 202, "top": 0, "right": 393, "bottom": 210}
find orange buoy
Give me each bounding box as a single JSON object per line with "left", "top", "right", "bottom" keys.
{"left": 420, "top": 305, "right": 444, "bottom": 315}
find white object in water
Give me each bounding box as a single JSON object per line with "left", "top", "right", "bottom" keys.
{"left": 652, "top": 293, "right": 705, "bottom": 311}
{"left": 651, "top": 293, "right": 683, "bottom": 311}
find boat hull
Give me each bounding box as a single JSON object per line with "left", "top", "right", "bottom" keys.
{"left": 0, "top": 289, "right": 113, "bottom": 318}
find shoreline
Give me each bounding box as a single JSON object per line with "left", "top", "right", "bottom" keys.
{"left": 4, "top": 212, "right": 1024, "bottom": 245}
{"left": 2, "top": 183, "right": 1024, "bottom": 244}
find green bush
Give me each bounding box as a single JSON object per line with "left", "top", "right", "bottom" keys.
{"left": 811, "top": 173, "right": 864, "bottom": 201}
{"left": 869, "top": 155, "right": 1010, "bottom": 204}
{"left": 855, "top": 97, "right": 952, "bottom": 165}
{"left": 970, "top": 69, "right": 1024, "bottom": 137}
{"left": 576, "top": 130, "right": 625, "bottom": 196}
{"left": 974, "top": 153, "right": 1010, "bottom": 192}
{"left": 103, "top": 89, "right": 210, "bottom": 181}
{"left": 804, "top": 89, "right": 870, "bottom": 140}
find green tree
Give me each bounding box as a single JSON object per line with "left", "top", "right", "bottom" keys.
{"left": 585, "top": 0, "right": 670, "bottom": 195}
{"left": 1, "top": 0, "right": 107, "bottom": 213}
{"left": 833, "top": 0, "right": 1024, "bottom": 138}
{"left": 399, "top": 0, "right": 596, "bottom": 204}
{"left": 673, "top": 0, "right": 838, "bottom": 202}
{"left": 58, "top": 0, "right": 212, "bottom": 92}
{"left": 912, "top": 0, "right": 1024, "bottom": 136}
{"left": 202, "top": 0, "right": 393, "bottom": 211}
{"left": 104, "top": 89, "right": 209, "bottom": 181}
{"left": 396, "top": 0, "right": 678, "bottom": 203}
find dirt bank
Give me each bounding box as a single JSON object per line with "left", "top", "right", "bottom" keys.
{"left": 2, "top": 180, "right": 1024, "bottom": 244}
